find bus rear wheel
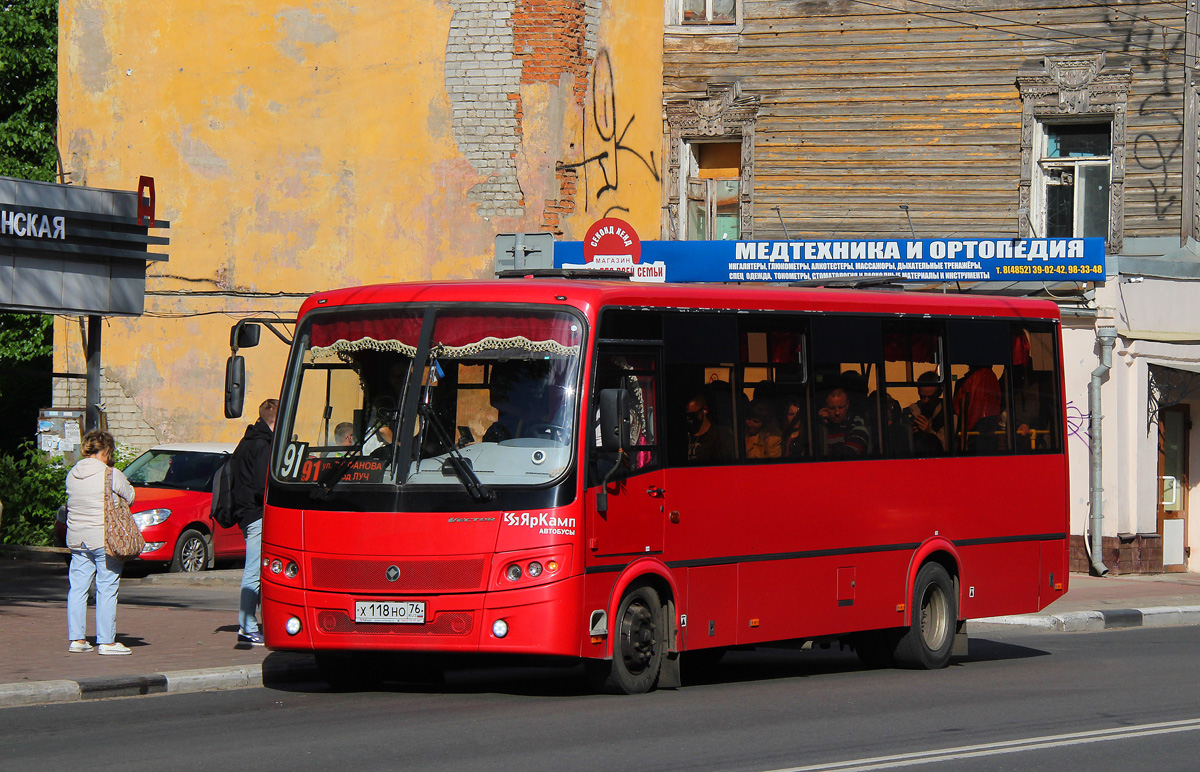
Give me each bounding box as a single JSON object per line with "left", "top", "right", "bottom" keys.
{"left": 893, "top": 562, "right": 957, "bottom": 669}
{"left": 587, "top": 585, "right": 665, "bottom": 694}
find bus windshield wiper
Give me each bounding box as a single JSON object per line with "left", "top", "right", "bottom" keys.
{"left": 417, "top": 403, "right": 494, "bottom": 502}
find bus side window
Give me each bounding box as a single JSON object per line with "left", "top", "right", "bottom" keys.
{"left": 883, "top": 322, "right": 946, "bottom": 458}
{"left": 1010, "top": 324, "right": 1062, "bottom": 453}
{"left": 810, "top": 316, "right": 882, "bottom": 460}
{"left": 590, "top": 351, "right": 660, "bottom": 484}
{"left": 948, "top": 320, "right": 1010, "bottom": 456}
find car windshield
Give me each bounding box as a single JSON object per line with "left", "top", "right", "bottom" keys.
{"left": 279, "top": 306, "right": 584, "bottom": 491}
{"left": 123, "top": 450, "right": 229, "bottom": 492}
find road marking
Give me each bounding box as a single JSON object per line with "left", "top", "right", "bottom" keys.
{"left": 764, "top": 717, "right": 1200, "bottom": 772}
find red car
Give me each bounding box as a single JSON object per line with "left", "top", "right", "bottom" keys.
{"left": 58, "top": 443, "right": 244, "bottom": 572}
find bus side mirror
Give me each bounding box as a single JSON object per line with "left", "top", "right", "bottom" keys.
{"left": 598, "top": 388, "right": 630, "bottom": 452}
{"left": 225, "top": 355, "right": 246, "bottom": 419}
{"left": 233, "top": 323, "right": 261, "bottom": 350}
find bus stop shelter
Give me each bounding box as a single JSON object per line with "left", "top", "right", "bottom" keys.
{"left": 0, "top": 175, "right": 169, "bottom": 433}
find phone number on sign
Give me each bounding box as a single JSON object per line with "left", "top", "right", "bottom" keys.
{"left": 997, "top": 264, "right": 1103, "bottom": 275}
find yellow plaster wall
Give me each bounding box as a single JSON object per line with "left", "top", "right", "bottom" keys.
{"left": 56, "top": 1, "right": 663, "bottom": 446}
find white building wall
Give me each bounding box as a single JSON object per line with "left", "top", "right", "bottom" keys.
{"left": 1093, "top": 275, "right": 1200, "bottom": 571}
{"left": 1061, "top": 321, "right": 1101, "bottom": 540}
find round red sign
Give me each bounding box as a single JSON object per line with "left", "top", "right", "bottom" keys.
{"left": 582, "top": 217, "right": 641, "bottom": 265}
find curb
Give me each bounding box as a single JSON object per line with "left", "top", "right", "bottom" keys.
{"left": 0, "top": 656, "right": 319, "bottom": 709}
{"left": 974, "top": 605, "right": 1200, "bottom": 632}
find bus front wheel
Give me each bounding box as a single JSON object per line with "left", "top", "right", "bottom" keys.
{"left": 893, "top": 562, "right": 957, "bottom": 669}
{"left": 587, "top": 585, "right": 665, "bottom": 694}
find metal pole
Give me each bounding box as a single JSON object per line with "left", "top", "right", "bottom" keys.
{"left": 85, "top": 315, "right": 102, "bottom": 432}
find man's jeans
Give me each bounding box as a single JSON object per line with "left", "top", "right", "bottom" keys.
{"left": 68, "top": 544, "right": 122, "bottom": 644}
{"left": 239, "top": 519, "right": 263, "bottom": 634}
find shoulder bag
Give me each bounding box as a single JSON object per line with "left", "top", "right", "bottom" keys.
{"left": 104, "top": 466, "right": 145, "bottom": 560}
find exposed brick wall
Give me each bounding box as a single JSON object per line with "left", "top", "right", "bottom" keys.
{"left": 446, "top": 2, "right": 526, "bottom": 218}
{"left": 444, "top": 0, "right": 598, "bottom": 227}
{"left": 510, "top": 0, "right": 598, "bottom": 231}
{"left": 53, "top": 372, "right": 160, "bottom": 454}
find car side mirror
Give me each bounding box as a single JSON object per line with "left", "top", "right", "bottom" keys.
{"left": 598, "top": 388, "right": 630, "bottom": 452}
{"left": 224, "top": 355, "right": 246, "bottom": 419}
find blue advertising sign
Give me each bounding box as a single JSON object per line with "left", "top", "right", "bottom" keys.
{"left": 555, "top": 237, "right": 1106, "bottom": 283}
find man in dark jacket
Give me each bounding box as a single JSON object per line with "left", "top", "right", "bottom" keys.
{"left": 231, "top": 398, "right": 277, "bottom": 645}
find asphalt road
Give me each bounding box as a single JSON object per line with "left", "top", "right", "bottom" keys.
{"left": 3, "top": 624, "right": 1198, "bottom": 772}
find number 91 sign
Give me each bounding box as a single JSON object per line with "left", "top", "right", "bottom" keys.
{"left": 279, "top": 442, "right": 310, "bottom": 481}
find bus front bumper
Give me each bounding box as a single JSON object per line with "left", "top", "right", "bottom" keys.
{"left": 261, "top": 574, "right": 586, "bottom": 657}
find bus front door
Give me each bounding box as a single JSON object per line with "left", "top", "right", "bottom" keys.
{"left": 586, "top": 468, "right": 666, "bottom": 559}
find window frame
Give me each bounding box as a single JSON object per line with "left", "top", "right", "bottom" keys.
{"left": 1032, "top": 120, "right": 1113, "bottom": 239}
{"left": 667, "top": 0, "right": 743, "bottom": 32}
{"left": 1016, "top": 53, "right": 1129, "bottom": 252}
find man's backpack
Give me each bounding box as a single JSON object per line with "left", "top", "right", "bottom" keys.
{"left": 211, "top": 455, "right": 238, "bottom": 528}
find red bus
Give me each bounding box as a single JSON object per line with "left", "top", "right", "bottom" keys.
{"left": 253, "top": 277, "right": 1069, "bottom": 693}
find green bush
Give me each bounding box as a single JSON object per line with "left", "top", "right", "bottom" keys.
{"left": 0, "top": 441, "right": 68, "bottom": 546}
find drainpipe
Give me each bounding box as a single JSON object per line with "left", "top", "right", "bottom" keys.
{"left": 1088, "top": 319, "right": 1118, "bottom": 576}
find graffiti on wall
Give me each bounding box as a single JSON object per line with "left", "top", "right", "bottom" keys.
{"left": 1121, "top": 21, "right": 1186, "bottom": 220}
{"left": 557, "top": 50, "right": 659, "bottom": 218}
{"left": 1066, "top": 400, "right": 1090, "bottom": 450}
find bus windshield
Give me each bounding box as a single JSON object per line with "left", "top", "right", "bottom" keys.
{"left": 279, "top": 306, "right": 585, "bottom": 491}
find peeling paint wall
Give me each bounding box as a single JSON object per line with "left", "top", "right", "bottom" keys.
{"left": 56, "top": 1, "right": 663, "bottom": 447}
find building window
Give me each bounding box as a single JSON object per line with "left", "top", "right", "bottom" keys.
{"left": 1035, "top": 122, "right": 1111, "bottom": 239}
{"left": 664, "top": 83, "right": 759, "bottom": 240}
{"left": 685, "top": 142, "right": 741, "bottom": 240}
{"left": 1016, "top": 54, "right": 1129, "bottom": 251}
{"left": 681, "top": 0, "right": 738, "bottom": 24}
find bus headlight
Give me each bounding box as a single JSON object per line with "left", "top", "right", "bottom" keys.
{"left": 492, "top": 619, "right": 509, "bottom": 638}
{"left": 285, "top": 616, "right": 302, "bottom": 636}
{"left": 270, "top": 559, "right": 283, "bottom": 574}
{"left": 285, "top": 561, "right": 298, "bottom": 578}
{"left": 505, "top": 564, "right": 522, "bottom": 582}
{"left": 527, "top": 561, "right": 543, "bottom": 578}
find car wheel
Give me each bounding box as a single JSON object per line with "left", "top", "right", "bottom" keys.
{"left": 170, "top": 529, "right": 210, "bottom": 573}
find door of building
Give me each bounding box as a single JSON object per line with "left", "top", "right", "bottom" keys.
{"left": 1157, "top": 405, "right": 1190, "bottom": 572}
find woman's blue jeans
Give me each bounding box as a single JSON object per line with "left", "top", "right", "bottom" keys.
{"left": 67, "top": 544, "right": 122, "bottom": 644}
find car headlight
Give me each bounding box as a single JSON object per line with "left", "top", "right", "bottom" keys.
{"left": 132, "top": 509, "right": 171, "bottom": 529}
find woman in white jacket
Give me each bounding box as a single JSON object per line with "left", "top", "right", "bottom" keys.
{"left": 65, "top": 430, "right": 135, "bottom": 655}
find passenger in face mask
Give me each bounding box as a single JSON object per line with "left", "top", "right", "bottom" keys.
{"left": 684, "top": 394, "right": 734, "bottom": 463}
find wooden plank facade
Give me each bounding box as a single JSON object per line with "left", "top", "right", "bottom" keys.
{"left": 662, "top": 0, "right": 1199, "bottom": 248}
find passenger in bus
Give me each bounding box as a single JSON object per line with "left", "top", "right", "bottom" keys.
{"left": 685, "top": 393, "right": 735, "bottom": 463}
{"left": 953, "top": 365, "right": 1003, "bottom": 453}
{"left": 906, "top": 371, "right": 946, "bottom": 455}
{"left": 781, "top": 398, "right": 808, "bottom": 458}
{"left": 817, "top": 388, "right": 871, "bottom": 458}
{"left": 882, "top": 396, "right": 912, "bottom": 457}
{"left": 744, "top": 402, "right": 782, "bottom": 459}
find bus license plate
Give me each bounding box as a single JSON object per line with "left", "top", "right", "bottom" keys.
{"left": 354, "top": 601, "right": 425, "bottom": 624}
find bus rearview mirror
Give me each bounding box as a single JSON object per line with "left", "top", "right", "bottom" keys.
{"left": 233, "top": 323, "right": 261, "bottom": 350}
{"left": 225, "top": 355, "right": 246, "bottom": 419}
{"left": 598, "top": 388, "right": 630, "bottom": 452}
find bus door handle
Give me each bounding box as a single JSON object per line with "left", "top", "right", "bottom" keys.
{"left": 646, "top": 486, "right": 665, "bottom": 498}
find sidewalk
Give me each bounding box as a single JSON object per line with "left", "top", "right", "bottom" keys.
{"left": 971, "top": 571, "right": 1200, "bottom": 632}
{"left": 2, "top": 548, "right": 1200, "bottom": 707}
